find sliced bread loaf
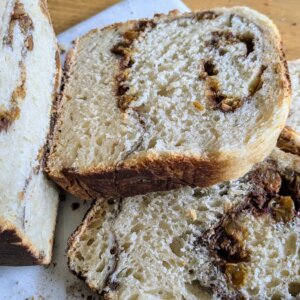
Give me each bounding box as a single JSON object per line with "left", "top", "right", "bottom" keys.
{"left": 47, "top": 7, "right": 291, "bottom": 200}
{"left": 0, "top": 0, "right": 61, "bottom": 265}
{"left": 67, "top": 61, "right": 300, "bottom": 299}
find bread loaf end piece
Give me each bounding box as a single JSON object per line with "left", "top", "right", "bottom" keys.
{"left": 0, "top": 0, "right": 61, "bottom": 265}
{"left": 47, "top": 7, "right": 291, "bottom": 199}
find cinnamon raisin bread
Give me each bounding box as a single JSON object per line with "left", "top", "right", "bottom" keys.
{"left": 0, "top": 0, "right": 61, "bottom": 265}
{"left": 67, "top": 60, "right": 300, "bottom": 299}
{"left": 67, "top": 149, "right": 300, "bottom": 299}
{"left": 47, "top": 7, "right": 291, "bottom": 200}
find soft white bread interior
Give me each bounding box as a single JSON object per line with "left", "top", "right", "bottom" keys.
{"left": 47, "top": 7, "right": 291, "bottom": 200}
{"left": 0, "top": 0, "right": 61, "bottom": 265}
{"left": 67, "top": 60, "right": 299, "bottom": 299}
{"left": 68, "top": 152, "right": 300, "bottom": 300}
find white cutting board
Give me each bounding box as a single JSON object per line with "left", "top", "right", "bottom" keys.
{"left": 0, "top": 1, "right": 189, "bottom": 299}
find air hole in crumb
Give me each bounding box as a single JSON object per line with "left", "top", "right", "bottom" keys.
{"left": 170, "top": 237, "right": 184, "bottom": 257}
{"left": 87, "top": 238, "right": 95, "bottom": 246}
{"left": 162, "top": 260, "right": 171, "bottom": 269}
{"left": 133, "top": 272, "right": 144, "bottom": 282}
{"left": 248, "top": 286, "right": 259, "bottom": 295}
{"left": 96, "top": 261, "right": 105, "bottom": 273}
{"left": 107, "top": 199, "right": 116, "bottom": 205}
{"left": 219, "top": 48, "right": 228, "bottom": 56}
{"left": 203, "top": 60, "right": 218, "bottom": 76}
{"left": 131, "top": 223, "right": 145, "bottom": 233}
{"left": 148, "top": 138, "right": 157, "bottom": 148}
{"left": 128, "top": 294, "right": 139, "bottom": 300}
{"left": 269, "top": 251, "right": 279, "bottom": 259}
{"left": 213, "top": 115, "right": 220, "bottom": 122}
{"left": 289, "top": 282, "right": 300, "bottom": 296}
{"left": 248, "top": 65, "right": 266, "bottom": 96}
{"left": 157, "top": 88, "right": 169, "bottom": 97}
{"left": 238, "top": 32, "right": 255, "bottom": 56}
{"left": 173, "top": 205, "right": 182, "bottom": 211}
{"left": 143, "top": 234, "right": 151, "bottom": 241}
{"left": 271, "top": 293, "right": 282, "bottom": 300}
{"left": 125, "top": 268, "right": 133, "bottom": 277}
{"left": 159, "top": 221, "right": 171, "bottom": 231}
{"left": 285, "top": 233, "right": 297, "bottom": 256}
{"left": 266, "top": 278, "right": 280, "bottom": 288}
{"left": 175, "top": 139, "right": 185, "bottom": 147}
{"left": 123, "top": 242, "right": 131, "bottom": 252}
{"left": 193, "top": 189, "right": 206, "bottom": 198}
{"left": 227, "top": 14, "right": 234, "bottom": 27}
{"left": 197, "top": 205, "right": 208, "bottom": 212}
{"left": 110, "top": 246, "right": 117, "bottom": 255}
{"left": 185, "top": 280, "right": 212, "bottom": 297}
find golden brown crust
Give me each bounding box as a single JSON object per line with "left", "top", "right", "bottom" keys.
{"left": 277, "top": 126, "right": 300, "bottom": 156}
{"left": 0, "top": 218, "right": 44, "bottom": 266}
{"left": 39, "top": 0, "right": 51, "bottom": 22}
{"left": 52, "top": 153, "right": 250, "bottom": 200}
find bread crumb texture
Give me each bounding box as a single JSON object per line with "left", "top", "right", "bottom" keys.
{"left": 47, "top": 7, "right": 290, "bottom": 199}
{"left": 68, "top": 150, "right": 300, "bottom": 299}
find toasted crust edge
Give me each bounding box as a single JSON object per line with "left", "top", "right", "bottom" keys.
{"left": 0, "top": 217, "right": 48, "bottom": 265}
{"left": 53, "top": 153, "right": 252, "bottom": 200}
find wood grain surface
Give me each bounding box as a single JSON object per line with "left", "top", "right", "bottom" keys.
{"left": 48, "top": 0, "right": 299, "bottom": 59}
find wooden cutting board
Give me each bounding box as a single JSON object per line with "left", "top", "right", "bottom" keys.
{"left": 48, "top": 0, "right": 299, "bottom": 59}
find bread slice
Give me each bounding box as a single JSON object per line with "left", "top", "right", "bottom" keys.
{"left": 67, "top": 60, "right": 299, "bottom": 299}
{"left": 0, "top": 0, "right": 61, "bottom": 265}
{"left": 47, "top": 7, "right": 291, "bottom": 200}
{"left": 67, "top": 149, "right": 300, "bottom": 299}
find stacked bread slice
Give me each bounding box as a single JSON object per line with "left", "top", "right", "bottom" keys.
{"left": 0, "top": 0, "right": 61, "bottom": 265}
{"left": 46, "top": 7, "right": 291, "bottom": 200}
{"left": 67, "top": 60, "right": 300, "bottom": 299}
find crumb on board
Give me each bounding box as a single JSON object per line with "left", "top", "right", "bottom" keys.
{"left": 58, "top": 44, "right": 66, "bottom": 54}
{"left": 71, "top": 202, "right": 80, "bottom": 210}
{"left": 59, "top": 193, "right": 66, "bottom": 202}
